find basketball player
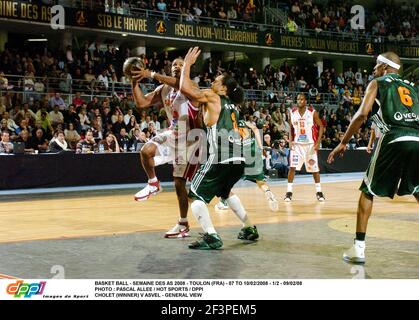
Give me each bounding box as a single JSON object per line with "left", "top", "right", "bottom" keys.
{"left": 180, "top": 47, "right": 259, "bottom": 250}
{"left": 328, "top": 52, "right": 419, "bottom": 264}
{"left": 284, "top": 94, "right": 325, "bottom": 202}
{"left": 131, "top": 58, "right": 201, "bottom": 239}
{"left": 215, "top": 120, "right": 279, "bottom": 212}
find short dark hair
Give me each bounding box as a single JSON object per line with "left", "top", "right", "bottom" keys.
{"left": 297, "top": 93, "right": 307, "bottom": 100}
{"left": 222, "top": 74, "right": 244, "bottom": 105}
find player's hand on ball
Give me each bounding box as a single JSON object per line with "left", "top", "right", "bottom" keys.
{"left": 184, "top": 47, "right": 201, "bottom": 65}
{"left": 123, "top": 57, "right": 146, "bottom": 84}
{"left": 131, "top": 69, "right": 151, "bottom": 82}
{"left": 327, "top": 143, "right": 346, "bottom": 163}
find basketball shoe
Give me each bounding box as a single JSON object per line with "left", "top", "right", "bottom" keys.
{"left": 134, "top": 180, "right": 162, "bottom": 201}
{"left": 343, "top": 240, "right": 366, "bottom": 264}
{"left": 188, "top": 233, "right": 223, "bottom": 250}
{"left": 238, "top": 226, "right": 259, "bottom": 241}
{"left": 316, "top": 192, "right": 326, "bottom": 202}
{"left": 265, "top": 190, "right": 279, "bottom": 212}
{"left": 164, "top": 221, "right": 190, "bottom": 238}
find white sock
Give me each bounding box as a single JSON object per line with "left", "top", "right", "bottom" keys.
{"left": 148, "top": 177, "right": 158, "bottom": 183}
{"left": 226, "top": 195, "right": 251, "bottom": 227}
{"left": 190, "top": 200, "right": 216, "bottom": 234}
{"left": 315, "top": 183, "right": 321, "bottom": 192}
{"left": 287, "top": 183, "right": 293, "bottom": 192}
{"left": 178, "top": 218, "right": 188, "bottom": 223}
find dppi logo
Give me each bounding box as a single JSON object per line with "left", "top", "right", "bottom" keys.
{"left": 6, "top": 280, "right": 46, "bottom": 298}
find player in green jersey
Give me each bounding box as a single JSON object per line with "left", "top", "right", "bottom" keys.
{"left": 180, "top": 47, "right": 259, "bottom": 250}
{"left": 328, "top": 52, "right": 419, "bottom": 264}
{"left": 215, "top": 120, "right": 279, "bottom": 212}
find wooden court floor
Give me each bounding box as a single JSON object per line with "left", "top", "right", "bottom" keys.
{"left": 0, "top": 181, "right": 417, "bottom": 244}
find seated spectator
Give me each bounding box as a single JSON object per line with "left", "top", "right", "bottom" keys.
{"left": 31, "top": 128, "right": 49, "bottom": 152}
{"left": 97, "top": 69, "right": 109, "bottom": 92}
{"left": 263, "top": 133, "right": 273, "bottom": 147}
{"left": 257, "top": 74, "right": 266, "bottom": 90}
{"left": 91, "top": 116, "right": 104, "bottom": 142}
{"left": 116, "top": 1, "right": 124, "bottom": 14}
{"left": 17, "top": 119, "right": 32, "bottom": 136}
{"left": 79, "top": 108, "right": 91, "bottom": 131}
{"left": 15, "top": 129, "right": 34, "bottom": 153}
{"left": 76, "top": 129, "right": 96, "bottom": 154}
{"left": 0, "top": 118, "right": 8, "bottom": 133}
{"left": 227, "top": 6, "right": 238, "bottom": 20}
{"left": 84, "top": 67, "right": 96, "bottom": 91}
{"left": 49, "top": 130, "right": 69, "bottom": 153}
{"left": 22, "top": 103, "right": 36, "bottom": 121}
{"left": 0, "top": 130, "right": 13, "bottom": 154}
{"left": 143, "top": 121, "right": 157, "bottom": 139}
{"left": 117, "top": 127, "right": 131, "bottom": 152}
{"left": 49, "top": 92, "right": 67, "bottom": 111}
{"left": 297, "top": 76, "right": 308, "bottom": 92}
{"left": 270, "top": 126, "right": 282, "bottom": 141}
{"left": 37, "top": 111, "right": 53, "bottom": 138}
{"left": 2, "top": 111, "right": 19, "bottom": 133}
{"left": 0, "top": 72, "right": 13, "bottom": 90}
{"left": 131, "top": 129, "right": 148, "bottom": 151}
{"left": 33, "top": 74, "right": 45, "bottom": 92}
{"left": 65, "top": 123, "right": 81, "bottom": 150}
{"left": 218, "top": 6, "right": 227, "bottom": 19}
{"left": 64, "top": 105, "right": 80, "bottom": 130}
{"left": 126, "top": 115, "right": 138, "bottom": 133}
{"left": 59, "top": 67, "right": 72, "bottom": 93}
{"left": 113, "top": 114, "right": 127, "bottom": 134}
{"left": 23, "top": 71, "right": 35, "bottom": 92}
{"left": 9, "top": 105, "right": 22, "bottom": 122}
{"left": 287, "top": 16, "right": 299, "bottom": 33}
{"left": 49, "top": 105, "right": 65, "bottom": 127}
{"left": 99, "top": 132, "right": 120, "bottom": 153}
{"left": 72, "top": 92, "right": 85, "bottom": 108}
{"left": 271, "top": 139, "right": 289, "bottom": 178}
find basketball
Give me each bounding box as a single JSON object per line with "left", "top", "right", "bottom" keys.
{"left": 122, "top": 57, "right": 146, "bottom": 81}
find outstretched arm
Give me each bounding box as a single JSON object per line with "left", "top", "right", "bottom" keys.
{"left": 180, "top": 47, "right": 208, "bottom": 103}
{"left": 132, "top": 69, "right": 180, "bottom": 89}
{"left": 246, "top": 121, "right": 263, "bottom": 149}
{"left": 132, "top": 69, "right": 200, "bottom": 107}
{"left": 328, "top": 80, "right": 377, "bottom": 163}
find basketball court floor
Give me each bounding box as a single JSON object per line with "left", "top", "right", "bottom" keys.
{"left": 0, "top": 173, "right": 418, "bottom": 279}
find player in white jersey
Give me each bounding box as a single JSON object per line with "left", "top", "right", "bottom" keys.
{"left": 284, "top": 93, "right": 325, "bottom": 202}
{"left": 131, "top": 58, "right": 202, "bottom": 238}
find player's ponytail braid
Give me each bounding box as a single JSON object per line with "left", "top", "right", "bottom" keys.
{"left": 222, "top": 74, "right": 244, "bottom": 105}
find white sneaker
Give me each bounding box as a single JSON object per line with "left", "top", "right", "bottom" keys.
{"left": 265, "top": 190, "right": 279, "bottom": 212}
{"left": 164, "top": 222, "right": 190, "bottom": 238}
{"left": 343, "top": 240, "right": 366, "bottom": 264}
{"left": 134, "top": 180, "right": 162, "bottom": 201}
{"left": 214, "top": 199, "right": 229, "bottom": 211}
